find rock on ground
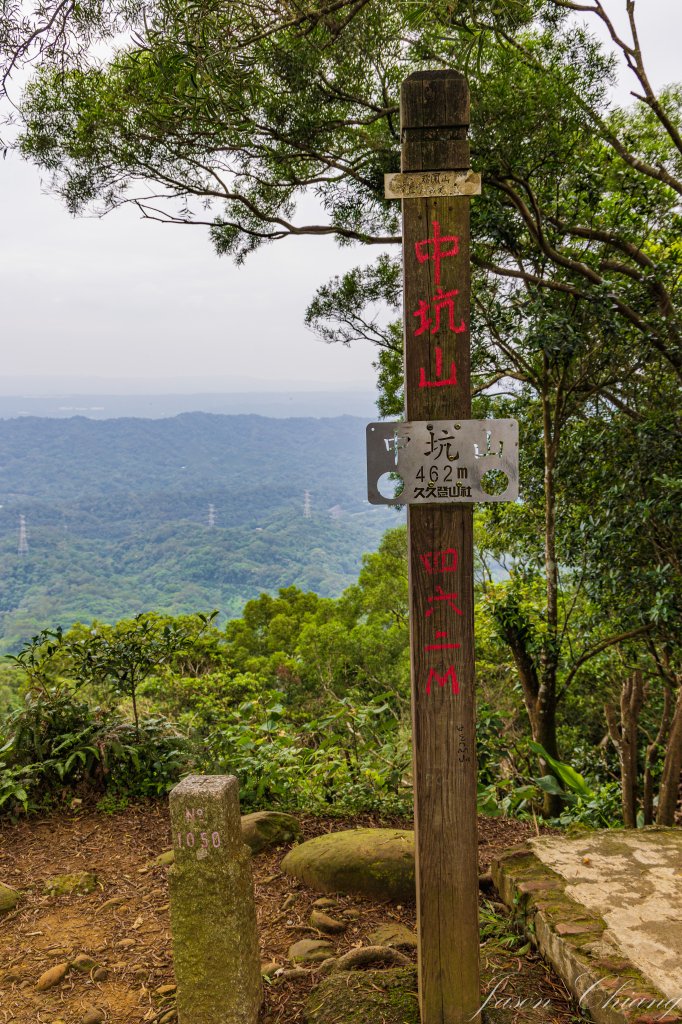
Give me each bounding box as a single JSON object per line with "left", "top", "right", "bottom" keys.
{"left": 150, "top": 851, "right": 176, "bottom": 868}
{"left": 241, "top": 811, "right": 301, "bottom": 853}
{"left": 288, "top": 939, "right": 335, "bottom": 963}
{"left": 282, "top": 829, "right": 415, "bottom": 902}
{"left": 70, "top": 954, "right": 99, "bottom": 973}
{"left": 368, "top": 923, "right": 418, "bottom": 949}
{"left": 305, "top": 968, "right": 419, "bottom": 1024}
{"left": 43, "top": 872, "right": 98, "bottom": 896}
{"left": 81, "top": 1008, "right": 105, "bottom": 1024}
{"left": 0, "top": 882, "right": 20, "bottom": 913}
{"left": 309, "top": 909, "right": 346, "bottom": 934}
{"left": 36, "top": 963, "right": 70, "bottom": 990}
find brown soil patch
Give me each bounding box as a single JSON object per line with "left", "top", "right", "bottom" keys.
{"left": 0, "top": 801, "right": 573, "bottom": 1024}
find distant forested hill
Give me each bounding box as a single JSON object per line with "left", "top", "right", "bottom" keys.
{"left": 0, "top": 413, "right": 398, "bottom": 649}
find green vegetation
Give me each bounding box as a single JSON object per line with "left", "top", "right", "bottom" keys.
{"left": 0, "top": 413, "right": 396, "bottom": 649}
{"left": 1, "top": 527, "right": 677, "bottom": 828}
{"left": 5, "top": 1, "right": 679, "bottom": 390}
{"left": 2, "top": 0, "right": 679, "bottom": 817}
{"left": 0, "top": 2, "right": 679, "bottom": 830}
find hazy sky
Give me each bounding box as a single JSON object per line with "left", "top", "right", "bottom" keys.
{"left": 1, "top": 1, "right": 680, "bottom": 393}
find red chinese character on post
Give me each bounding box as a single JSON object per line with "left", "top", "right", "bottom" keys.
{"left": 413, "top": 288, "right": 466, "bottom": 336}
{"left": 419, "top": 548, "right": 459, "bottom": 574}
{"left": 426, "top": 585, "right": 463, "bottom": 616}
{"left": 419, "top": 347, "right": 457, "bottom": 389}
{"left": 414, "top": 221, "right": 460, "bottom": 285}
{"left": 424, "top": 631, "right": 461, "bottom": 652}
{"left": 426, "top": 666, "right": 460, "bottom": 695}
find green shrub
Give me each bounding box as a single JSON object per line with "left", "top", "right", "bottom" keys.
{"left": 142, "top": 670, "right": 277, "bottom": 732}
{"left": 0, "top": 688, "right": 192, "bottom": 815}
{"left": 201, "top": 693, "right": 414, "bottom": 816}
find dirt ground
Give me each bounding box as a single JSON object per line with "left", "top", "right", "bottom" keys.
{"left": 0, "top": 801, "right": 580, "bottom": 1024}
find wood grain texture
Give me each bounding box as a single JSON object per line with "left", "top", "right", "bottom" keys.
{"left": 401, "top": 71, "right": 481, "bottom": 1023}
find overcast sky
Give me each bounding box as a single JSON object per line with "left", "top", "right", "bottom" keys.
{"left": 1, "top": 0, "right": 680, "bottom": 394}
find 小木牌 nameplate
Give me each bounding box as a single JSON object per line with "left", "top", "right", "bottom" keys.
{"left": 366, "top": 419, "right": 518, "bottom": 505}
{"left": 384, "top": 170, "right": 482, "bottom": 200}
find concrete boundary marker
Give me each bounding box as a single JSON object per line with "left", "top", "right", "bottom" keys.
{"left": 169, "top": 774, "right": 262, "bottom": 1024}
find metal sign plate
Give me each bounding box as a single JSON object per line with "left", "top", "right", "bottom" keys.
{"left": 384, "top": 170, "right": 482, "bottom": 200}
{"left": 367, "top": 419, "right": 519, "bottom": 505}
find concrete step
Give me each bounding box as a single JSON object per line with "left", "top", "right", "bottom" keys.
{"left": 492, "top": 828, "right": 682, "bottom": 1024}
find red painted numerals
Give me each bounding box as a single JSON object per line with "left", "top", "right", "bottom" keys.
{"left": 419, "top": 547, "right": 463, "bottom": 696}
{"left": 420, "top": 548, "right": 458, "bottom": 573}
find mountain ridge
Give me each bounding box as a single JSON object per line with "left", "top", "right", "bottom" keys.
{"left": 0, "top": 412, "right": 399, "bottom": 649}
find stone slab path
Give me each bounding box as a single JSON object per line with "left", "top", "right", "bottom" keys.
{"left": 531, "top": 830, "right": 682, "bottom": 1001}
{"left": 493, "top": 828, "right": 682, "bottom": 1024}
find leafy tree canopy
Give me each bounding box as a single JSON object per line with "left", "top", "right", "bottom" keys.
{"left": 2, "top": 0, "right": 680, "bottom": 797}
{"left": 3, "top": 0, "right": 680, "bottom": 383}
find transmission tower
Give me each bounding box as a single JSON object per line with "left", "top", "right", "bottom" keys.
{"left": 208, "top": 503, "right": 217, "bottom": 528}
{"left": 18, "top": 514, "right": 29, "bottom": 555}
{"left": 303, "top": 490, "right": 312, "bottom": 519}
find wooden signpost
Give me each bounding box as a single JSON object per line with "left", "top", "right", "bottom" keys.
{"left": 368, "top": 70, "right": 518, "bottom": 1024}
{"left": 400, "top": 68, "right": 480, "bottom": 1024}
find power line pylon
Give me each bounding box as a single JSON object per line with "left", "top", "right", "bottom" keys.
{"left": 18, "top": 514, "right": 29, "bottom": 555}
{"left": 208, "top": 503, "right": 217, "bottom": 528}
{"left": 303, "top": 491, "right": 312, "bottom": 519}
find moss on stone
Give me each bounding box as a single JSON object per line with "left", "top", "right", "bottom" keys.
{"left": 241, "top": 811, "right": 301, "bottom": 853}
{"left": 151, "top": 851, "right": 176, "bottom": 868}
{"left": 305, "top": 968, "right": 419, "bottom": 1024}
{"left": 496, "top": 849, "right": 538, "bottom": 872}
{"left": 493, "top": 833, "right": 682, "bottom": 1024}
{"left": 169, "top": 847, "right": 262, "bottom": 1024}
{"left": 369, "top": 923, "right": 418, "bottom": 950}
{"left": 0, "top": 883, "right": 20, "bottom": 914}
{"left": 43, "top": 872, "right": 98, "bottom": 896}
{"left": 288, "top": 939, "right": 334, "bottom": 963}
{"left": 282, "top": 829, "right": 415, "bottom": 902}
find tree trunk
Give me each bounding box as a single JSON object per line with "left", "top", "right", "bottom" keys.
{"left": 534, "top": 685, "right": 562, "bottom": 816}
{"left": 496, "top": 605, "right": 561, "bottom": 816}
{"left": 605, "top": 672, "right": 643, "bottom": 828}
{"left": 643, "top": 681, "right": 672, "bottom": 825}
{"left": 539, "top": 380, "right": 561, "bottom": 817}
{"left": 131, "top": 681, "right": 140, "bottom": 741}
{"left": 491, "top": 375, "right": 565, "bottom": 817}
{"left": 656, "top": 680, "right": 682, "bottom": 826}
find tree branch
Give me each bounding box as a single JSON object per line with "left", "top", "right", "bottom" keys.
{"left": 557, "top": 625, "right": 651, "bottom": 701}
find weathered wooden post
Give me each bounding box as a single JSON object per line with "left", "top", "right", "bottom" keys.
{"left": 368, "top": 70, "right": 519, "bottom": 1023}
{"left": 168, "top": 775, "right": 262, "bottom": 1024}
{"left": 401, "top": 66, "right": 480, "bottom": 1024}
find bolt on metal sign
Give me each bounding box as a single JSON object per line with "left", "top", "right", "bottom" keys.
{"left": 367, "top": 419, "right": 519, "bottom": 505}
